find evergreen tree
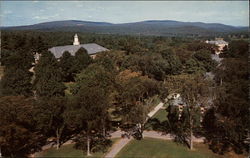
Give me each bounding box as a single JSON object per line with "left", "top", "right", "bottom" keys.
{"left": 59, "top": 51, "right": 75, "bottom": 82}
{"left": 71, "top": 48, "right": 92, "bottom": 74}
{"left": 1, "top": 50, "right": 33, "bottom": 96}
{"left": 33, "top": 51, "right": 66, "bottom": 97}
{"left": 33, "top": 36, "right": 49, "bottom": 53}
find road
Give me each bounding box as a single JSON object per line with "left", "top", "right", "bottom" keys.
{"left": 104, "top": 137, "right": 133, "bottom": 158}
{"left": 110, "top": 130, "right": 204, "bottom": 142}
{"left": 147, "top": 102, "right": 164, "bottom": 118}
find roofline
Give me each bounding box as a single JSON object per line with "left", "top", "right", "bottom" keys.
{"left": 48, "top": 43, "right": 106, "bottom": 49}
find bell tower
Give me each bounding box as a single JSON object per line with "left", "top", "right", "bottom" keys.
{"left": 73, "top": 34, "right": 80, "bottom": 45}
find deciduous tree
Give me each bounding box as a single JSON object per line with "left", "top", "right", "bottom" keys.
{"left": 65, "top": 86, "right": 110, "bottom": 156}
{"left": 33, "top": 97, "right": 72, "bottom": 150}
{"left": 167, "top": 75, "right": 211, "bottom": 150}
{"left": 0, "top": 96, "right": 45, "bottom": 157}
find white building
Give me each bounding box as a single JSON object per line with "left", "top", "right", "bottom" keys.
{"left": 48, "top": 34, "right": 109, "bottom": 59}
{"left": 205, "top": 38, "right": 228, "bottom": 55}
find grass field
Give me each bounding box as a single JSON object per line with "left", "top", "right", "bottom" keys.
{"left": 115, "top": 138, "right": 223, "bottom": 158}
{"left": 36, "top": 138, "right": 119, "bottom": 157}
{"left": 145, "top": 104, "right": 169, "bottom": 130}
{"left": 152, "top": 109, "right": 168, "bottom": 122}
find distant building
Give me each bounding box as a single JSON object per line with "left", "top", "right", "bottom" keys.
{"left": 31, "top": 34, "right": 109, "bottom": 72}
{"left": 48, "top": 34, "right": 109, "bottom": 59}
{"left": 205, "top": 38, "right": 228, "bottom": 55}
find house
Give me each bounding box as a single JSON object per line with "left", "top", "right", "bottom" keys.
{"left": 168, "top": 93, "right": 209, "bottom": 121}
{"left": 48, "top": 34, "right": 109, "bottom": 59}
{"left": 205, "top": 38, "right": 228, "bottom": 55}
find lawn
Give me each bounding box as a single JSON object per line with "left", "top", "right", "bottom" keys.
{"left": 152, "top": 109, "right": 168, "bottom": 122}
{"left": 64, "top": 82, "right": 74, "bottom": 96}
{"left": 36, "top": 138, "right": 119, "bottom": 158}
{"left": 145, "top": 106, "right": 169, "bottom": 130}
{"left": 115, "top": 138, "right": 223, "bottom": 158}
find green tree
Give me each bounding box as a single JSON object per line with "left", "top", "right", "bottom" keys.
{"left": 220, "top": 40, "right": 248, "bottom": 58}
{"left": 184, "top": 58, "right": 205, "bottom": 74}
{"left": 58, "top": 51, "right": 75, "bottom": 82}
{"left": 167, "top": 75, "right": 210, "bottom": 150}
{"left": 160, "top": 49, "right": 182, "bottom": 75}
{"left": 203, "top": 53, "right": 248, "bottom": 154}
{"left": 193, "top": 50, "right": 217, "bottom": 72}
{"left": 71, "top": 64, "right": 114, "bottom": 95}
{"left": 33, "top": 97, "right": 72, "bottom": 150}
{"left": 0, "top": 96, "right": 45, "bottom": 158}
{"left": 116, "top": 71, "right": 166, "bottom": 133}
{"left": 1, "top": 50, "right": 33, "bottom": 96}
{"left": 33, "top": 36, "right": 49, "bottom": 53}
{"left": 65, "top": 86, "right": 110, "bottom": 156}
{"left": 0, "top": 49, "right": 14, "bottom": 66}
{"left": 95, "top": 53, "right": 116, "bottom": 73}
{"left": 33, "top": 51, "right": 66, "bottom": 97}
{"left": 71, "top": 48, "right": 93, "bottom": 74}
{"left": 66, "top": 64, "right": 113, "bottom": 156}
{"left": 1, "top": 67, "right": 33, "bottom": 96}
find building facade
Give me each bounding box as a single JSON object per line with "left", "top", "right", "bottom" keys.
{"left": 205, "top": 38, "right": 228, "bottom": 55}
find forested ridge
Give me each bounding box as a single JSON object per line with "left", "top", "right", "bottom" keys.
{"left": 2, "top": 20, "right": 248, "bottom": 37}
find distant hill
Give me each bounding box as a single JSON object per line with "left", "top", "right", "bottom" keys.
{"left": 1, "top": 20, "right": 247, "bottom": 36}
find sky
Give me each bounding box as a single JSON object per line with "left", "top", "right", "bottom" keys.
{"left": 0, "top": 1, "right": 249, "bottom": 27}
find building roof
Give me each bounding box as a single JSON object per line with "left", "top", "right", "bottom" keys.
{"left": 48, "top": 43, "right": 109, "bottom": 58}
{"left": 206, "top": 40, "right": 228, "bottom": 45}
